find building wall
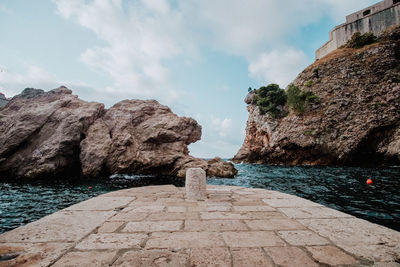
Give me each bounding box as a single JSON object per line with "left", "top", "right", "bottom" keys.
{"left": 316, "top": 0, "right": 400, "bottom": 60}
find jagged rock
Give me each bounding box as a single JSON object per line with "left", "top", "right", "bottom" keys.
{"left": 244, "top": 92, "right": 256, "bottom": 104}
{"left": 206, "top": 157, "right": 238, "bottom": 178}
{"left": 234, "top": 27, "right": 400, "bottom": 166}
{"left": 80, "top": 99, "right": 203, "bottom": 177}
{"left": 0, "top": 87, "right": 237, "bottom": 180}
{"left": 0, "top": 87, "right": 104, "bottom": 179}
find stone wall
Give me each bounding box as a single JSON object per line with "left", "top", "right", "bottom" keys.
{"left": 316, "top": 0, "right": 400, "bottom": 60}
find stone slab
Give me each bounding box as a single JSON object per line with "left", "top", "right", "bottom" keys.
{"left": 97, "top": 221, "right": 125, "bottom": 233}
{"left": 123, "top": 205, "right": 165, "bottom": 213}
{"left": 0, "top": 210, "right": 114, "bottom": 243}
{"left": 232, "top": 200, "right": 266, "bottom": 206}
{"left": 265, "top": 246, "right": 319, "bottom": 267}
{"left": 263, "top": 197, "right": 322, "bottom": 207}
{"left": 113, "top": 249, "right": 189, "bottom": 267}
{"left": 189, "top": 247, "right": 232, "bottom": 267}
{"left": 278, "top": 230, "right": 331, "bottom": 246}
{"left": 75, "top": 233, "right": 147, "bottom": 250}
{"left": 167, "top": 206, "right": 187, "bottom": 212}
{"left": 65, "top": 197, "right": 135, "bottom": 211}
{"left": 222, "top": 231, "right": 286, "bottom": 247}
{"left": 231, "top": 248, "right": 273, "bottom": 267}
{"left": 122, "top": 205, "right": 166, "bottom": 212}
{"left": 184, "top": 220, "right": 248, "bottom": 232}
{"left": 122, "top": 221, "right": 183, "bottom": 232}
{"left": 306, "top": 245, "right": 358, "bottom": 266}
{"left": 145, "top": 232, "right": 225, "bottom": 249}
{"left": 232, "top": 205, "right": 275, "bottom": 212}
{"left": 0, "top": 242, "right": 72, "bottom": 267}
{"left": 299, "top": 218, "right": 400, "bottom": 262}
{"left": 245, "top": 219, "right": 306, "bottom": 231}
{"left": 205, "top": 204, "right": 232, "bottom": 212}
{"left": 200, "top": 211, "right": 284, "bottom": 220}
{"left": 108, "top": 211, "right": 149, "bottom": 221}
{"left": 278, "top": 206, "right": 353, "bottom": 219}
{"left": 147, "top": 212, "right": 199, "bottom": 220}
{"left": 52, "top": 251, "right": 117, "bottom": 267}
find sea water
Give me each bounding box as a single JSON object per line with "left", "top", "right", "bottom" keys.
{"left": 1, "top": 164, "right": 399, "bottom": 234}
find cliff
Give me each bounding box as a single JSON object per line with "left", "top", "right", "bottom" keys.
{"left": 234, "top": 27, "right": 400, "bottom": 166}
{"left": 0, "top": 87, "right": 237, "bottom": 180}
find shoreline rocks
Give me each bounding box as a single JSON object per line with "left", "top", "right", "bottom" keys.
{"left": 0, "top": 87, "right": 237, "bottom": 180}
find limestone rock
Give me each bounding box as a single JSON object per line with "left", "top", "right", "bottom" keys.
{"left": 0, "top": 87, "right": 237, "bottom": 179}
{"left": 206, "top": 157, "right": 238, "bottom": 178}
{"left": 173, "top": 156, "right": 237, "bottom": 178}
{"left": 0, "top": 87, "right": 104, "bottom": 179}
{"left": 80, "top": 99, "right": 203, "bottom": 177}
{"left": 234, "top": 27, "right": 400, "bottom": 166}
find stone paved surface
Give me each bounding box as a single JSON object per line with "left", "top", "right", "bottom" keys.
{"left": 0, "top": 185, "right": 399, "bottom": 266}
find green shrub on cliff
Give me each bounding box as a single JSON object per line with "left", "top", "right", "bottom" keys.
{"left": 251, "top": 83, "right": 319, "bottom": 116}
{"left": 346, "top": 32, "right": 376, "bottom": 48}
{"left": 286, "top": 84, "right": 320, "bottom": 113}
{"left": 253, "top": 84, "right": 287, "bottom": 118}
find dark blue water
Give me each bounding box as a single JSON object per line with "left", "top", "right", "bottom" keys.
{"left": 1, "top": 164, "right": 399, "bottom": 234}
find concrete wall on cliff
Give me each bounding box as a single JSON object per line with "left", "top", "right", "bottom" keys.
{"left": 316, "top": 0, "right": 400, "bottom": 60}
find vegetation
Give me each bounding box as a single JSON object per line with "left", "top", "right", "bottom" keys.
{"left": 346, "top": 32, "right": 376, "bottom": 48}
{"left": 313, "top": 68, "right": 320, "bottom": 78}
{"left": 286, "top": 84, "right": 320, "bottom": 113}
{"left": 253, "top": 84, "right": 287, "bottom": 118}
{"left": 304, "top": 80, "right": 313, "bottom": 87}
{"left": 249, "top": 83, "right": 320, "bottom": 117}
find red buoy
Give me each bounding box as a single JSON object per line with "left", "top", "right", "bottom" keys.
{"left": 366, "top": 179, "right": 373, "bottom": 185}
{"left": 88, "top": 186, "right": 93, "bottom": 189}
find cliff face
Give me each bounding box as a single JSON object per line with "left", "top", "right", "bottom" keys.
{"left": 234, "top": 28, "right": 400, "bottom": 166}
{"left": 0, "top": 87, "right": 236, "bottom": 180}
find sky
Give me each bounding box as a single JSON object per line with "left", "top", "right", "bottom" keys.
{"left": 0, "top": 0, "right": 380, "bottom": 158}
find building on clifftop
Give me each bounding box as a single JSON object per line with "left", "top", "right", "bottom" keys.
{"left": 316, "top": 0, "right": 400, "bottom": 60}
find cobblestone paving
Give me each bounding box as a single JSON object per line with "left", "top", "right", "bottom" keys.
{"left": 0, "top": 185, "right": 399, "bottom": 266}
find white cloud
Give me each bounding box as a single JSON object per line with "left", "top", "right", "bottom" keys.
{"left": 248, "top": 49, "right": 309, "bottom": 88}
{"left": 212, "top": 117, "right": 233, "bottom": 137}
{"left": 0, "top": 65, "right": 117, "bottom": 106}
{"left": 53, "top": 0, "right": 190, "bottom": 103}
{"left": 52, "top": 0, "right": 378, "bottom": 99}
{"left": 0, "top": 65, "right": 58, "bottom": 96}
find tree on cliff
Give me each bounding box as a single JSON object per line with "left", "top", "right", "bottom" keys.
{"left": 253, "top": 84, "right": 287, "bottom": 118}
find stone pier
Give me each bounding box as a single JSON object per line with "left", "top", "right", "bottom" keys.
{"left": 0, "top": 185, "right": 399, "bottom": 266}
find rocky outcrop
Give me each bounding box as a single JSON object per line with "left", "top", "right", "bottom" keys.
{"left": 0, "top": 87, "right": 103, "bottom": 179}
{"left": 0, "top": 93, "right": 8, "bottom": 108}
{"left": 206, "top": 157, "right": 238, "bottom": 178}
{"left": 234, "top": 27, "right": 400, "bottom": 166}
{"left": 0, "top": 87, "right": 237, "bottom": 180}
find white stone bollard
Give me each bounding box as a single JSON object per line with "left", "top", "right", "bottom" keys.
{"left": 185, "top": 168, "right": 206, "bottom": 200}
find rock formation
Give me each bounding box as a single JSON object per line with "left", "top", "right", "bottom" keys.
{"left": 234, "top": 27, "right": 400, "bottom": 166}
{"left": 0, "top": 87, "right": 237, "bottom": 180}
{"left": 0, "top": 93, "right": 8, "bottom": 108}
